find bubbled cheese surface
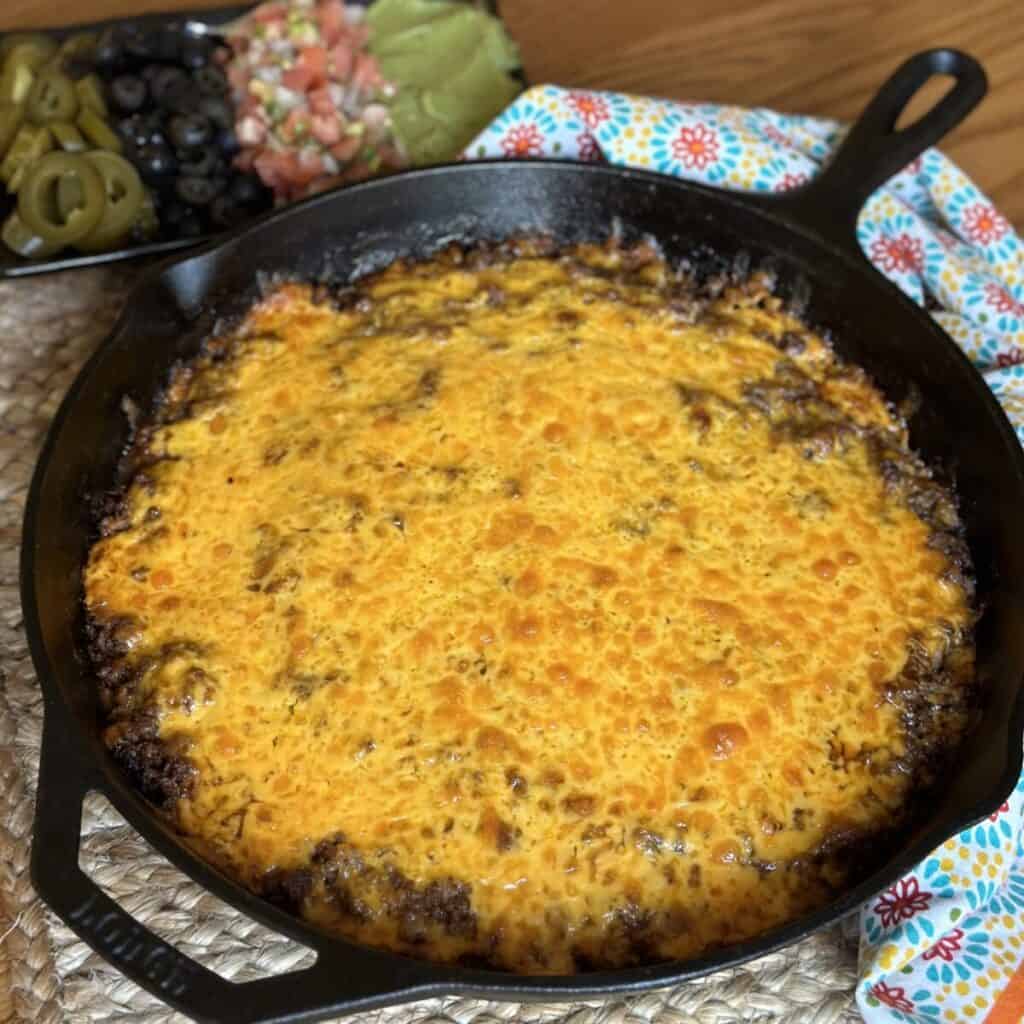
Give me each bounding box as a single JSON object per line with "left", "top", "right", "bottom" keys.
{"left": 85, "top": 245, "right": 972, "bottom": 973}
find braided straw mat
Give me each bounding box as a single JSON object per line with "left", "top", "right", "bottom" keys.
{"left": 0, "top": 267, "right": 863, "bottom": 1024}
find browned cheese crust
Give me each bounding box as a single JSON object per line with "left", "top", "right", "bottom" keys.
{"left": 84, "top": 240, "right": 976, "bottom": 973}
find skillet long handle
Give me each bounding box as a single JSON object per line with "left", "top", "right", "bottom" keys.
{"left": 30, "top": 706, "right": 431, "bottom": 1023}
{"left": 771, "top": 48, "right": 987, "bottom": 254}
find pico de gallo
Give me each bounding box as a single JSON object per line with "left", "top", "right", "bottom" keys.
{"left": 222, "top": 0, "right": 405, "bottom": 201}
{"left": 223, "top": 0, "right": 521, "bottom": 202}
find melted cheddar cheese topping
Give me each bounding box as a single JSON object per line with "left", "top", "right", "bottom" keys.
{"left": 85, "top": 244, "right": 973, "bottom": 972}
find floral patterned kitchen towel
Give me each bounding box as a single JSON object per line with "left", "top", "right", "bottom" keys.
{"left": 467, "top": 86, "right": 1024, "bottom": 1024}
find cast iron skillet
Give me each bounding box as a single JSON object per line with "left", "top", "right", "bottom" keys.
{"left": 23, "top": 48, "right": 1024, "bottom": 1024}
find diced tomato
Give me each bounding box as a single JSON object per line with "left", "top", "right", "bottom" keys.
{"left": 329, "top": 135, "right": 362, "bottom": 163}
{"left": 233, "top": 149, "right": 258, "bottom": 173}
{"left": 351, "top": 52, "right": 385, "bottom": 91}
{"left": 340, "top": 159, "right": 374, "bottom": 184}
{"left": 327, "top": 40, "right": 353, "bottom": 80}
{"left": 251, "top": 1, "right": 287, "bottom": 23}
{"left": 375, "top": 143, "right": 406, "bottom": 170}
{"left": 311, "top": 112, "right": 344, "bottom": 146}
{"left": 280, "top": 108, "right": 312, "bottom": 144}
{"left": 282, "top": 64, "right": 315, "bottom": 92}
{"left": 236, "top": 92, "right": 264, "bottom": 119}
{"left": 348, "top": 23, "right": 369, "bottom": 49}
{"left": 316, "top": 0, "right": 348, "bottom": 47}
{"left": 307, "top": 86, "right": 336, "bottom": 117}
{"left": 227, "top": 64, "right": 251, "bottom": 97}
{"left": 290, "top": 150, "right": 326, "bottom": 187}
{"left": 297, "top": 45, "right": 329, "bottom": 89}
{"left": 253, "top": 149, "right": 289, "bottom": 193}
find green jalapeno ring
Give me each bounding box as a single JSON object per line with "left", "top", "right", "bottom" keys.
{"left": 0, "top": 34, "right": 59, "bottom": 70}
{"left": 76, "top": 150, "right": 144, "bottom": 252}
{"left": 27, "top": 70, "right": 79, "bottom": 124}
{"left": 17, "top": 151, "right": 104, "bottom": 246}
{"left": 77, "top": 107, "right": 121, "bottom": 152}
{"left": 59, "top": 32, "right": 99, "bottom": 61}
{"left": 75, "top": 75, "right": 107, "bottom": 116}
{"left": 0, "top": 103, "right": 24, "bottom": 160}
{"left": 1, "top": 209, "right": 62, "bottom": 259}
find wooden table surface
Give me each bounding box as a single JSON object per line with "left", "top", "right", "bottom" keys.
{"left": 0, "top": 0, "right": 1021, "bottom": 224}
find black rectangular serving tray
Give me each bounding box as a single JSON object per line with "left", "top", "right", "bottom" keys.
{"left": 0, "top": 0, "right": 511, "bottom": 278}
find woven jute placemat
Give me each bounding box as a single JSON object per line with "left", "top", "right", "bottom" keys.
{"left": 0, "top": 268, "right": 863, "bottom": 1024}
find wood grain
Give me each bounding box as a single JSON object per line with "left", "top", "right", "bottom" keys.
{"left": 0, "top": 0, "right": 1020, "bottom": 223}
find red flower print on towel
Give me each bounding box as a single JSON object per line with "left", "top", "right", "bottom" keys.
{"left": 869, "top": 233, "right": 924, "bottom": 274}
{"left": 501, "top": 123, "right": 545, "bottom": 158}
{"left": 873, "top": 876, "right": 932, "bottom": 928}
{"left": 984, "top": 284, "right": 1024, "bottom": 317}
{"left": 671, "top": 123, "right": 720, "bottom": 171}
{"left": 774, "top": 171, "right": 809, "bottom": 192}
{"left": 871, "top": 981, "right": 915, "bottom": 1014}
{"left": 576, "top": 132, "right": 602, "bottom": 163}
{"left": 923, "top": 928, "right": 965, "bottom": 963}
{"left": 996, "top": 348, "right": 1024, "bottom": 369}
{"left": 567, "top": 91, "right": 610, "bottom": 130}
{"left": 962, "top": 203, "right": 1010, "bottom": 245}
{"left": 760, "top": 122, "right": 790, "bottom": 147}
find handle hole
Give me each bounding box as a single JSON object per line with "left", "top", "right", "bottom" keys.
{"left": 78, "top": 791, "right": 318, "bottom": 982}
{"left": 894, "top": 74, "right": 957, "bottom": 132}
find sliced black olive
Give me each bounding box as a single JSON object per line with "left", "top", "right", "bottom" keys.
{"left": 176, "top": 212, "right": 206, "bottom": 237}
{"left": 162, "top": 79, "right": 201, "bottom": 116}
{"left": 93, "top": 29, "right": 123, "bottom": 72}
{"left": 177, "top": 143, "right": 219, "bottom": 177}
{"left": 229, "top": 172, "right": 270, "bottom": 208}
{"left": 152, "top": 25, "right": 183, "bottom": 63}
{"left": 176, "top": 175, "right": 218, "bottom": 206}
{"left": 197, "top": 96, "right": 232, "bottom": 132}
{"left": 168, "top": 113, "right": 211, "bottom": 149}
{"left": 210, "top": 193, "right": 246, "bottom": 229}
{"left": 179, "top": 36, "right": 213, "bottom": 71}
{"left": 197, "top": 95, "right": 231, "bottom": 129}
{"left": 193, "top": 66, "right": 227, "bottom": 96}
{"left": 150, "top": 66, "right": 189, "bottom": 105}
{"left": 118, "top": 111, "right": 165, "bottom": 148}
{"left": 109, "top": 75, "right": 147, "bottom": 114}
{"left": 123, "top": 29, "right": 158, "bottom": 64}
{"left": 134, "top": 142, "right": 177, "bottom": 181}
{"left": 140, "top": 63, "right": 164, "bottom": 86}
{"left": 158, "top": 196, "right": 189, "bottom": 226}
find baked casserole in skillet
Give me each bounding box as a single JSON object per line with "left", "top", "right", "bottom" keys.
{"left": 84, "top": 238, "right": 976, "bottom": 973}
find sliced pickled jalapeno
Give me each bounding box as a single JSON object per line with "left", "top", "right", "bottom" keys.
{"left": 59, "top": 32, "right": 99, "bottom": 62}
{"left": 74, "top": 74, "right": 107, "bottom": 116}
{"left": 76, "top": 151, "right": 143, "bottom": 252}
{"left": 0, "top": 104, "right": 24, "bottom": 160}
{"left": 0, "top": 59, "right": 34, "bottom": 106}
{"left": 0, "top": 34, "right": 58, "bottom": 67}
{"left": 17, "top": 151, "right": 104, "bottom": 247}
{"left": 1, "top": 209, "right": 61, "bottom": 259}
{"left": 49, "top": 120, "right": 86, "bottom": 151}
{"left": 0, "top": 124, "right": 52, "bottom": 190}
{"left": 27, "top": 71, "right": 79, "bottom": 124}
{"left": 55, "top": 169, "right": 83, "bottom": 219}
{"left": 77, "top": 107, "right": 122, "bottom": 152}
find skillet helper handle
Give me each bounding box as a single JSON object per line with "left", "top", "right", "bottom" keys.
{"left": 30, "top": 708, "right": 423, "bottom": 1024}
{"left": 773, "top": 48, "right": 987, "bottom": 253}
